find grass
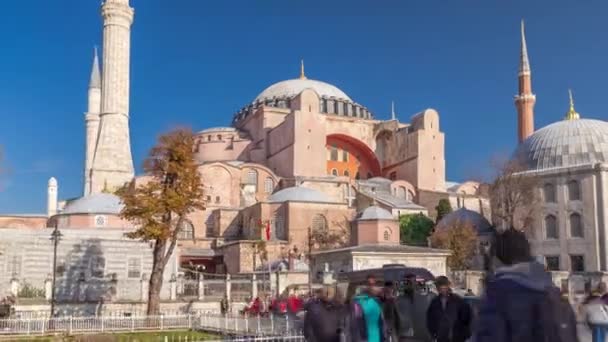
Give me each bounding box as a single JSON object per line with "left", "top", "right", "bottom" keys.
{"left": 0, "top": 330, "right": 219, "bottom": 342}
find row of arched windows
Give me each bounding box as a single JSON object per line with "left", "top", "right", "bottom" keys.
{"left": 328, "top": 146, "right": 349, "bottom": 162}
{"left": 543, "top": 180, "right": 581, "bottom": 203}
{"left": 246, "top": 169, "right": 275, "bottom": 193}
{"left": 544, "top": 213, "right": 583, "bottom": 239}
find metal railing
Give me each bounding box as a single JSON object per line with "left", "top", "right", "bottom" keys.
{"left": 0, "top": 313, "right": 302, "bottom": 337}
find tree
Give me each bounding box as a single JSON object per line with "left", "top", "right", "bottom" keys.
{"left": 435, "top": 198, "right": 453, "bottom": 223}
{"left": 116, "top": 128, "right": 205, "bottom": 315}
{"left": 399, "top": 213, "right": 434, "bottom": 246}
{"left": 489, "top": 157, "right": 539, "bottom": 231}
{"left": 306, "top": 216, "right": 350, "bottom": 293}
{"left": 430, "top": 220, "right": 478, "bottom": 270}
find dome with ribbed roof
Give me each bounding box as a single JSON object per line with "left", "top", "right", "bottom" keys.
{"left": 358, "top": 206, "right": 394, "bottom": 221}
{"left": 436, "top": 208, "right": 493, "bottom": 235}
{"left": 255, "top": 78, "right": 351, "bottom": 103}
{"left": 62, "top": 193, "right": 123, "bottom": 215}
{"left": 515, "top": 118, "right": 608, "bottom": 171}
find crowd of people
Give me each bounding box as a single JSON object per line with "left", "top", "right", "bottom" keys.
{"left": 301, "top": 228, "right": 582, "bottom": 342}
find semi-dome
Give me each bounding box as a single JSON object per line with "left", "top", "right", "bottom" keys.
{"left": 255, "top": 78, "right": 351, "bottom": 103}
{"left": 436, "top": 208, "right": 493, "bottom": 235}
{"left": 268, "top": 186, "right": 333, "bottom": 203}
{"left": 515, "top": 118, "right": 608, "bottom": 171}
{"left": 358, "top": 206, "right": 394, "bottom": 220}
{"left": 62, "top": 193, "right": 123, "bottom": 215}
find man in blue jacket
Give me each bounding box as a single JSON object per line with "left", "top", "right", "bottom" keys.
{"left": 475, "top": 228, "right": 578, "bottom": 342}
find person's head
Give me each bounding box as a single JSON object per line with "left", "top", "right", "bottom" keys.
{"left": 319, "top": 285, "right": 336, "bottom": 303}
{"left": 493, "top": 228, "right": 532, "bottom": 265}
{"left": 404, "top": 273, "right": 416, "bottom": 289}
{"left": 366, "top": 274, "right": 376, "bottom": 287}
{"left": 435, "top": 276, "right": 451, "bottom": 296}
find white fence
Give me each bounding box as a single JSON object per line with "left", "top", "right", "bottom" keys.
{"left": 0, "top": 313, "right": 302, "bottom": 337}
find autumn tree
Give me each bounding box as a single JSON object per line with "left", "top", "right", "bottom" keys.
{"left": 430, "top": 220, "right": 478, "bottom": 270}
{"left": 489, "top": 157, "right": 539, "bottom": 231}
{"left": 435, "top": 198, "right": 453, "bottom": 223}
{"left": 117, "top": 128, "right": 205, "bottom": 315}
{"left": 399, "top": 213, "right": 434, "bottom": 246}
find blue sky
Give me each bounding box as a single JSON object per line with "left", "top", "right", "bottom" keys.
{"left": 0, "top": 0, "right": 606, "bottom": 213}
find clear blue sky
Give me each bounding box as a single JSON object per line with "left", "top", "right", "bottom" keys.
{"left": 0, "top": 0, "right": 606, "bottom": 213}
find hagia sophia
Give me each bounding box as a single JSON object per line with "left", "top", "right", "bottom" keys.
{"left": 0, "top": 0, "right": 607, "bottom": 306}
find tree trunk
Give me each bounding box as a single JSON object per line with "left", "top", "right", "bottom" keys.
{"left": 147, "top": 239, "right": 167, "bottom": 316}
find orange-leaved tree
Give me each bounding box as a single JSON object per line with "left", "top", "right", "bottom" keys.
{"left": 430, "top": 220, "right": 478, "bottom": 270}
{"left": 116, "top": 128, "right": 205, "bottom": 315}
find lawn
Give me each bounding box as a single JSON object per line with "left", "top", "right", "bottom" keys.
{"left": 0, "top": 330, "right": 219, "bottom": 341}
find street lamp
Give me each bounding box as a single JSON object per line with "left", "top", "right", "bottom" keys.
{"left": 49, "top": 226, "right": 63, "bottom": 317}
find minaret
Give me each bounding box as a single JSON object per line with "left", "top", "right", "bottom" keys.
{"left": 47, "top": 177, "right": 58, "bottom": 217}
{"left": 391, "top": 101, "right": 396, "bottom": 121}
{"left": 515, "top": 20, "right": 536, "bottom": 143}
{"left": 90, "top": 0, "right": 135, "bottom": 194}
{"left": 84, "top": 47, "right": 101, "bottom": 195}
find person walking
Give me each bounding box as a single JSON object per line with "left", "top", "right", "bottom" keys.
{"left": 350, "top": 280, "right": 386, "bottom": 342}
{"left": 426, "top": 276, "right": 472, "bottom": 342}
{"left": 303, "top": 286, "right": 345, "bottom": 342}
{"left": 382, "top": 281, "right": 401, "bottom": 342}
{"left": 475, "top": 228, "right": 578, "bottom": 342}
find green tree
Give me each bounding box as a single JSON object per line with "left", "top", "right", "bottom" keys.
{"left": 399, "top": 213, "right": 434, "bottom": 246}
{"left": 117, "top": 128, "right": 205, "bottom": 315}
{"left": 430, "top": 220, "right": 478, "bottom": 270}
{"left": 435, "top": 198, "right": 453, "bottom": 223}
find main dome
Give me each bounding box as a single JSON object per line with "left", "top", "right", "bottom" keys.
{"left": 515, "top": 118, "right": 608, "bottom": 170}
{"left": 255, "top": 78, "right": 351, "bottom": 102}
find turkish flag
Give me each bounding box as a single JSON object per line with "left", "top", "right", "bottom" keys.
{"left": 265, "top": 221, "right": 271, "bottom": 241}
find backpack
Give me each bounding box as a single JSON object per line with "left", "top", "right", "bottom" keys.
{"left": 537, "top": 286, "right": 578, "bottom": 342}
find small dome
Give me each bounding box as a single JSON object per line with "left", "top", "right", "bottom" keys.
{"left": 436, "top": 208, "right": 493, "bottom": 235}
{"left": 515, "top": 118, "right": 608, "bottom": 170}
{"left": 255, "top": 78, "right": 351, "bottom": 103}
{"left": 62, "top": 193, "right": 123, "bottom": 215}
{"left": 358, "top": 206, "right": 394, "bottom": 220}
{"left": 268, "top": 187, "right": 333, "bottom": 204}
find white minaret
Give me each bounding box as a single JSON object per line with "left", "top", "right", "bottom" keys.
{"left": 47, "top": 177, "right": 58, "bottom": 217}
{"left": 90, "top": 0, "right": 135, "bottom": 194}
{"left": 84, "top": 47, "right": 102, "bottom": 195}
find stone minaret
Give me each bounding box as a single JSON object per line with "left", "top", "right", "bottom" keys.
{"left": 47, "top": 177, "right": 58, "bottom": 217}
{"left": 515, "top": 20, "right": 536, "bottom": 143}
{"left": 90, "top": 0, "right": 135, "bottom": 194}
{"left": 84, "top": 47, "right": 102, "bottom": 195}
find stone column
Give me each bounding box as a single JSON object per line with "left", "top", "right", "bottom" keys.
{"left": 169, "top": 274, "right": 177, "bottom": 301}
{"left": 251, "top": 274, "right": 258, "bottom": 299}
{"left": 225, "top": 274, "right": 232, "bottom": 301}
{"left": 10, "top": 278, "right": 19, "bottom": 297}
{"left": 198, "top": 274, "right": 205, "bottom": 301}
{"left": 45, "top": 274, "right": 53, "bottom": 301}
{"left": 140, "top": 274, "right": 149, "bottom": 302}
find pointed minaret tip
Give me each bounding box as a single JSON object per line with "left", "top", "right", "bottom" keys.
{"left": 299, "top": 59, "right": 307, "bottom": 80}
{"left": 519, "top": 19, "right": 531, "bottom": 76}
{"left": 391, "top": 101, "right": 396, "bottom": 120}
{"left": 89, "top": 46, "right": 102, "bottom": 89}
{"left": 565, "top": 89, "right": 580, "bottom": 120}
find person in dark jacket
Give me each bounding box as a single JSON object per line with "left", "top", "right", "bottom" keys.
{"left": 304, "top": 286, "right": 345, "bottom": 342}
{"left": 382, "top": 281, "right": 401, "bottom": 341}
{"left": 426, "top": 276, "right": 472, "bottom": 342}
{"left": 475, "top": 228, "right": 579, "bottom": 342}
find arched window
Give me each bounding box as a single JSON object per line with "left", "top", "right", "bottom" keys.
{"left": 396, "top": 186, "right": 406, "bottom": 199}
{"left": 331, "top": 169, "right": 338, "bottom": 176}
{"left": 570, "top": 213, "right": 583, "bottom": 238}
{"left": 207, "top": 135, "right": 211, "bottom": 142}
{"left": 344, "top": 170, "right": 350, "bottom": 177}
{"left": 389, "top": 172, "right": 397, "bottom": 181}
{"left": 342, "top": 149, "right": 349, "bottom": 162}
{"left": 312, "top": 214, "right": 328, "bottom": 232}
{"left": 545, "top": 215, "right": 558, "bottom": 239}
{"left": 330, "top": 146, "right": 338, "bottom": 161}
{"left": 217, "top": 135, "right": 222, "bottom": 141}
{"left": 247, "top": 169, "right": 258, "bottom": 186}
{"left": 178, "top": 220, "right": 195, "bottom": 240}
{"left": 543, "top": 183, "right": 556, "bottom": 203}
{"left": 568, "top": 180, "right": 581, "bottom": 201}
{"left": 264, "top": 177, "right": 274, "bottom": 194}
{"left": 407, "top": 190, "right": 415, "bottom": 201}
{"left": 273, "top": 212, "right": 285, "bottom": 240}
{"left": 383, "top": 229, "right": 391, "bottom": 241}
{"left": 215, "top": 196, "right": 220, "bottom": 204}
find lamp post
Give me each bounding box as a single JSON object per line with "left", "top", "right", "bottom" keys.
{"left": 49, "top": 226, "right": 63, "bottom": 317}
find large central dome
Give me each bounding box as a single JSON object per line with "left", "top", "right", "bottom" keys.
{"left": 254, "top": 78, "right": 351, "bottom": 102}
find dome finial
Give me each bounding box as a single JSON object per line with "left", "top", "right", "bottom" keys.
{"left": 299, "top": 59, "right": 307, "bottom": 80}
{"left": 565, "top": 89, "right": 580, "bottom": 120}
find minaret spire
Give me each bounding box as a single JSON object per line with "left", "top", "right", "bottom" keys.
{"left": 391, "top": 101, "right": 396, "bottom": 120}
{"left": 89, "top": 46, "right": 101, "bottom": 89}
{"left": 515, "top": 19, "right": 536, "bottom": 143}
{"left": 299, "top": 59, "right": 307, "bottom": 80}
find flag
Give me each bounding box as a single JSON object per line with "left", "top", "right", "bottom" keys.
{"left": 265, "top": 221, "right": 271, "bottom": 241}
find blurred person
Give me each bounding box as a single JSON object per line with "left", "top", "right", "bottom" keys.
{"left": 304, "top": 285, "right": 346, "bottom": 342}
{"left": 382, "top": 281, "right": 401, "bottom": 342}
{"left": 475, "top": 228, "right": 578, "bottom": 342}
{"left": 426, "top": 276, "right": 472, "bottom": 342}
{"left": 350, "top": 283, "right": 386, "bottom": 342}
